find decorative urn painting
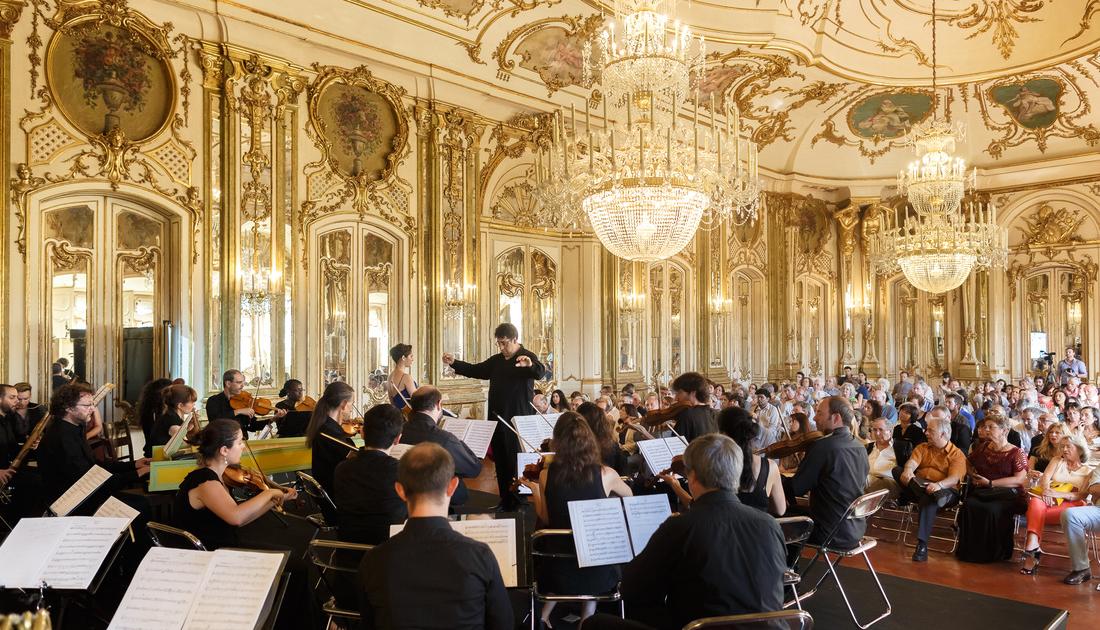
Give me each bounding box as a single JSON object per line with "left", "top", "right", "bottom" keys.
{"left": 318, "top": 83, "right": 399, "bottom": 180}
{"left": 47, "top": 24, "right": 174, "bottom": 141}
{"left": 847, "top": 92, "right": 933, "bottom": 140}
{"left": 990, "top": 78, "right": 1062, "bottom": 129}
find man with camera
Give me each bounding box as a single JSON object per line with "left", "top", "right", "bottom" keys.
{"left": 1056, "top": 347, "right": 1087, "bottom": 386}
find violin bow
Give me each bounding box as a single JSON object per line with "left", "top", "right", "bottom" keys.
{"left": 321, "top": 431, "right": 359, "bottom": 454}
{"left": 666, "top": 423, "right": 689, "bottom": 447}
{"left": 495, "top": 414, "right": 542, "bottom": 454}
{"left": 529, "top": 401, "right": 556, "bottom": 433}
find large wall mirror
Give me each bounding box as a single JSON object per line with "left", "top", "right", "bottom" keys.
{"left": 493, "top": 245, "right": 558, "bottom": 379}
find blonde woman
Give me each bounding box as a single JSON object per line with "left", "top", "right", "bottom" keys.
{"left": 1027, "top": 422, "right": 1066, "bottom": 481}
{"left": 1020, "top": 434, "right": 1094, "bottom": 574}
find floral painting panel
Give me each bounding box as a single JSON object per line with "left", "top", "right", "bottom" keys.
{"left": 847, "top": 92, "right": 933, "bottom": 140}
{"left": 990, "top": 78, "right": 1062, "bottom": 129}
{"left": 318, "top": 83, "right": 399, "bottom": 180}
{"left": 47, "top": 25, "right": 173, "bottom": 142}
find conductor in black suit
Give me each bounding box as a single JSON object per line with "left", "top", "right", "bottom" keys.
{"left": 443, "top": 323, "right": 545, "bottom": 509}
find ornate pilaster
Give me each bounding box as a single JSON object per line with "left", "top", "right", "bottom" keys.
{"left": 835, "top": 205, "right": 860, "bottom": 369}
{"left": 0, "top": 0, "right": 23, "bottom": 376}
{"left": 859, "top": 209, "right": 882, "bottom": 376}
{"left": 765, "top": 194, "right": 797, "bottom": 380}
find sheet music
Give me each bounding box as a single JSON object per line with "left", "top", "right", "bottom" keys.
{"left": 184, "top": 549, "right": 285, "bottom": 629}
{"left": 622, "top": 495, "right": 672, "bottom": 556}
{"left": 0, "top": 517, "right": 128, "bottom": 590}
{"left": 109, "top": 548, "right": 285, "bottom": 630}
{"left": 95, "top": 496, "right": 140, "bottom": 526}
{"left": 461, "top": 420, "right": 496, "bottom": 459}
{"left": 389, "top": 443, "right": 413, "bottom": 459}
{"left": 441, "top": 418, "right": 471, "bottom": 440}
{"left": 109, "top": 548, "right": 210, "bottom": 630}
{"left": 389, "top": 518, "right": 519, "bottom": 588}
{"left": 636, "top": 437, "right": 686, "bottom": 476}
{"left": 567, "top": 498, "right": 634, "bottom": 568}
{"left": 50, "top": 464, "right": 113, "bottom": 516}
{"left": 163, "top": 415, "right": 191, "bottom": 458}
{"left": 512, "top": 414, "right": 556, "bottom": 452}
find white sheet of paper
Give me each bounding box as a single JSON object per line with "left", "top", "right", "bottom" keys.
{"left": 108, "top": 547, "right": 210, "bottom": 630}
{"left": 512, "top": 414, "right": 556, "bottom": 452}
{"left": 514, "top": 452, "right": 544, "bottom": 495}
{"left": 163, "top": 415, "right": 192, "bottom": 458}
{"left": 389, "top": 443, "right": 413, "bottom": 460}
{"left": 460, "top": 420, "right": 497, "bottom": 459}
{"left": 441, "top": 417, "right": 471, "bottom": 440}
{"left": 183, "top": 549, "right": 285, "bottom": 630}
{"left": 95, "top": 496, "right": 141, "bottom": 527}
{"left": 622, "top": 495, "right": 672, "bottom": 555}
{"left": 50, "top": 464, "right": 113, "bottom": 516}
{"left": 636, "top": 437, "right": 687, "bottom": 475}
{"left": 0, "top": 517, "right": 128, "bottom": 590}
{"left": 567, "top": 497, "right": 634, "bottom": 568}
{"left": 389, "top": 518, "right": 519, "bottom": 587}
{"left": 0, "top": 517, "right": 72, "bottom": 589}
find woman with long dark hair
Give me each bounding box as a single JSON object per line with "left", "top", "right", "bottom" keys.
{"left": 138, "top": 377, "right": 173, "bottom": 457}
{"left": 518, "top": 412, "right": 632, "bottom": 626}
{"left": 306, "top": 381, "right": 357, "bottom": 494}
{"left": 717, "top": 407, "right": 786, "bottom": 516}
{"left": 149, "top": 383, "right": 198, "bottom": 449}
{"left": 576, "top": 401, "right": 627, "bottom": 473}
{"left": 549, "top": 389, "right": 569, "bottom": 412}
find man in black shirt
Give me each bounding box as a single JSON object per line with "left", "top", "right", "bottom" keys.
{"left": 11, "top": 382, "right": 46, "bottom": 442}
{"left": 585, "top": 434, "right": 786, "bottom": 630}
{"left": 443, "top": 323, "right": 544, "bottom": 507}
{"left": 334, "top": 404, "right": 407, "bottom": 544}
{"left": 646, "top": 372, "right": 717, "bottom": 443}
{"left": 402, "top": 386, "right": 480, "bottom": 506}
{"left": 0, "top": 384, "right": 20, "bottom": 486}
{"left": 359, "top": 443, "right": 513, "bottom": 630}
{"left": 204, "top": 369, "right": 284, "bottom": 433}
{"left": 784, "top": 396, "right": 869, "bottom": 550}
{"left": 50, "top": 363, "right": 70, "bottom": 391}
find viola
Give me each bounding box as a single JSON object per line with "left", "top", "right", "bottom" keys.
{"left": 295, "top": 396, "right": 317, "bottom": 412}
{"left": 230, "top": 391, "right": 277, "bottom": 416}
{"left": 222, "top": 465, "right": 290, "bottom": 511}
{"left": 658, "top": 454, "right": 686, "bottom": 478}
{"left": 508, "top": 453, "right": 555, "bottom": 494}
{"left": 756, "top": 430, "right": 827, "bottom": 459}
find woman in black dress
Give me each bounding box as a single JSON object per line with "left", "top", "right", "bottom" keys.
{"left": 519, "top": 411, "right": 633, "bottom": 627}
{"left": 719, "top": 407, "right": 786, "bottom": 515}
{"left": 148, "top": 384, "right": 197, "bottom": 450}
{"left": 305, "top": 381, "right": 357, "bottom": 495}
{"left": 576, "top": 401, "right": 628, "bottom": 474}
{"left": 137, "top": 377, "right": 172, "bottom": 458}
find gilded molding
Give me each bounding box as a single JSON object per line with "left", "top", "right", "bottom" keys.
{"left": 974, "top": 72, "right": 1100, "bottom": 158}
{"left": 0, "top": 0, "right": 24, "bottom": 39}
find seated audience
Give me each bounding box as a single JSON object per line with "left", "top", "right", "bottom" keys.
{"left": 584, "top": 434, "right": 787, "bottom": 630}
{"left": 956, "top": 414, "right": 1028, "bottom": 563}
{"left": 519, "top": 412, "right": 633, "bottom": 626}
{"left": 945, "top": 393, "right": 974, "bottom": 452}
{"left": 334, "top": 404, "right": 408, "bottom": 544}
{"left": 359, "top": 443, "right": 513, "bottom": 629}
{"left": 1014, "top": 407, "right": 1042, "bottom": 454}
{"left": 892, "top": 402, "right": 926, "bottom": 468}
{"left": 894, "top": 408, "right": 966, "bottom": 562}
{"left": 401, "top": 386, "right": 480, "bottom": 505}
{"left": 1021, "top": 434, "right": 1094, "bottom": 574}
{"left": 866, "top": 417, "right": 902, "bottom": 501}
{"left": 1028, "top": 422, "right": 1066, "bottom": 480}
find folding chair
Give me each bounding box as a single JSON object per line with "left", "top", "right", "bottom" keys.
{"left": 901, "top": 501, "right": 961, "bottom": 554}
{"left": 798, "top": 489, "right": 891, "bottom": 629}
{"left": 682, "top": 609, "right": 813, "bottom": 629}
{"left": 867, "top": 499, "right": 909, "bottom": 543}
{"left": 529, "top": 529, "right": 624, "bottom": 630}
{"left": 776, "top": 516, "right": 813, "bottom": 611}
{"left": 297, "top": 471, "right": 338, "bottom": 531}
{"left": 147, "top": 521, "right": 206, "bottom": 550}
{"left": 308, "top": 538, "right": 373, "bottom": 628}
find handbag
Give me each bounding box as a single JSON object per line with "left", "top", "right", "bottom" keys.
{"left": 1028, "top": 481, "right": 1076, "bottom": 505}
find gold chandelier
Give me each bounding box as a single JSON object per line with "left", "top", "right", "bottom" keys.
{"left": 536, "top": 0, "right": 761, "bottom": 263}
{"left": 869, "top": 0, "right": 1006, "bottom": 294}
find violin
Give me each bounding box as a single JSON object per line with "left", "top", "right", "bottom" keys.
{"left": 509, "top": 453, "right": 555, "bottom": 494}
{"left": 639, "top": 401, "right": 696, "bottom": 428}
{"left": 295, "top": 396, "right": 317, "bottom": 412}
{"left": 755, "top": 430, "right": 826, "bottom": 459}
{"left": 658, "top": 454, "right": 686, "bottom": 478}
{"left": 340, "top": 417, "right": 364, "bottom": 437}
{"left": 222, "top": 465, "right": 291, "bottom": 511}
{"left": 229, "top": 391, "right": 277, "bottom": 416}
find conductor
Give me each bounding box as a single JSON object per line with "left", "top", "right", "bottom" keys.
{"left": 443, "top": 323, "right": 545, "bottom": 509}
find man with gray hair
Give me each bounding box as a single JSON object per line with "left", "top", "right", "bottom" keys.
{"left": 893, "top": 407, "right": 967, "bottom": 562}
{"left": 585, "top": 434, "right": 786, "bottom": 630}
{"left": 1013, "top": 407, "right": 1043, "bottom": 454}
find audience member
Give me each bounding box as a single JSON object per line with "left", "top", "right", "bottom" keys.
{"left": 956, "top": 415, "right": 1028, "bottom": 563}
{"left": 894, "top": 408, "right": 966, "bottom": 562}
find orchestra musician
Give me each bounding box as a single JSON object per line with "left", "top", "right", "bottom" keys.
{"left": 386, "top": 343, "right": 421, "bottom": 409}
{"left": 204, "top": 369, "right": 286, "bottom": 431}
{"left": 333, "top": 404, "right": 407, "bottom": 544}
{"left": 12, "top": 382, "right": 47, "bottom": 441}
{"left": 148, "top": 384, "right": 198, "bottom": 450}
{"left": 274, "top": 379, "right": 312, "bottom": 437}
{"left": 443, "top": 322, "right": 545, "bottom": 510}
{"left": 37, "top": 383, "right": 151, "bottom": 510}
{"left": 642, "top": 372, "right": 718, "bottom": 443}
{"left": 0, "top": 384, "right": 19, "bottom": 487}
{"left": 400, "top": 386, "right": 480, "bottom": 506}
{"left": 137, "top": 378, "right": 173, "bottom": 458}
{"left": 305, "top": 381, "right": 357, "bottom": 495}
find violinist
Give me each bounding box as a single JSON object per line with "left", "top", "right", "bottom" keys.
{"left": 577, "top": 401, "right": 627, "bottom": 474}
{"left": 516, "top": 412, "right": 632, "bottom": 627}
{"left": 274, "top": 379, "right": 312, "bottom": 437}
{"left": 204, "top": 369, "right": 285, "bottom": 431}
{"left": 400, "top": 386, "right": 480, "bottom": 506}
{"left": 642, "top": 372, "right": 717, "bottom": 443}
{"left": 148, "top": 384, "right": 198, "bottom": 450}
{"left": 387, "top": 343, "right": 421, "bottom": 410}
{"left": 306, "top": 381, "right": 357, "bottom": 495}
{"left": 333, "top": 404, "right": 407, "bottom": 544}
{"left": 172, "top": 419, "right": 296, "bottom": 549}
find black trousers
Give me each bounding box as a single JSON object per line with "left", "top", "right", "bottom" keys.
{"left": 491, "top": 420, "right": 520, "bottom": 506}
{"left": 892, "top": 467, "right": 960, "bottom": 543}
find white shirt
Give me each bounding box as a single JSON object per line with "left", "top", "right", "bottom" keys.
{"left": 868, "top": 442, "right": 897, "bottom": 480}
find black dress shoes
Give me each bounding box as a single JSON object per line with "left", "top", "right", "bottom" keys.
{"left": 1063, "top": 569, "right": 1092, "bottom": 585}
{"left": 912, "top": 541, "right": 928, "bottom": 562}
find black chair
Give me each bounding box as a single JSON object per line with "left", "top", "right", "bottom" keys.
{"left": 682, "top": 609, "right": 814, "bottom": 629}
{"left": 147, "top": 521, "right": 206, "bottom": 550}
{"left": 797, "top": 489, "right": 891, "bottom": 629}
{"left": 297, "top": 471, "right": 338, "bottom": 531}
{"left": 308, "top": 538, "right": 373, "bottom": 628}
{"left": 529, "top": 529, "right": 624, "bottom": 630}
{"left": 776, "top": 516, "right": 813, "bottom": 611}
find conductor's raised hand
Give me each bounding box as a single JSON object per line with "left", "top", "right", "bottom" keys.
{"left": 515, "top": 355, "right": 533, "bottom": 368}
{"left": 442, "top": 352, "right": 456, "bottom": 366}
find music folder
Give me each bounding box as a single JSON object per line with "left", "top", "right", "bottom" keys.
{"left": 567, "top": 495, "right": 673, "bottom": 568}
{"left": 108, "top": 547, "right": 289, "bottom": 630}
{"left": 0, "top": 517, "right": 131, "bottom": 590}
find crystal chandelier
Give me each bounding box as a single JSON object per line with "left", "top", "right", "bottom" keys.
{"left": 535, "top": 0, "right": 761, "bottom": 262}
{"left": 869, "top": 0, "right": 1006, "bottom": 294}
